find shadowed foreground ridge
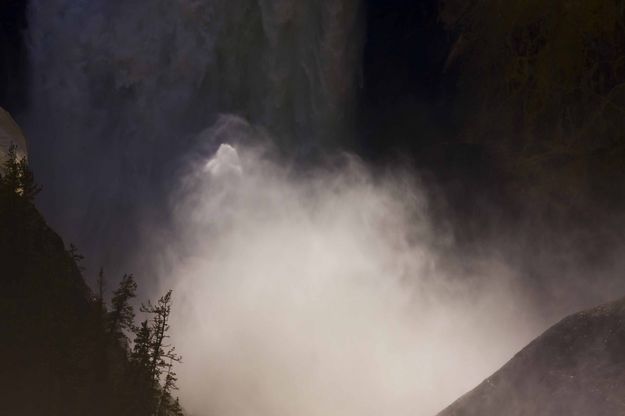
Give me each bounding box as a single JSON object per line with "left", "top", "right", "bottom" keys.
{"left": 438, "top": 297, "right": 625, "bottom": 416}
{"left": 0, "top": 128, "right": 184, "bottom": 414}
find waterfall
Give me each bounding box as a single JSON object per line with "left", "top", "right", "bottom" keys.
{"left": 21, "top": 5, "right": 548, "bottom": 415}
{"left": 25, "top": 0, "right": 364, "bottom": 269}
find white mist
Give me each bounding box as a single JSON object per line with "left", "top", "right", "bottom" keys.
{"left": 152, "top": 119, "right": 541, "bottom": 416}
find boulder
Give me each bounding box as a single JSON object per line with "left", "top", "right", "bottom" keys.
{"left": 438, "top": 297, "right": 625, "bottom": 416}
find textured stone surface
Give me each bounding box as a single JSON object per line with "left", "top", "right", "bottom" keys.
{"left": 0, "top": 107, "right": 28, "bottom": 164}
{"left": 438, "top": 297, "right": 625, "bottom": 416}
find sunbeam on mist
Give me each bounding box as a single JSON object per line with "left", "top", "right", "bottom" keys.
{"left": 149, "top": 117, "right": 541, "bottom": 416}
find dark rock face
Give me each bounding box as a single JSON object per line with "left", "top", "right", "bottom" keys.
{"left": 438, "top": 298, "right": 625, "bottom": 416}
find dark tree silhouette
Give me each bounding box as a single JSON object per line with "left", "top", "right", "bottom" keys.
{"left": 1, "top": 143, "right": 40, "bottom": 201}
{"left": 1, "top": 148, "right": 186, "bottom": 415}
{"left": 109, "top": 273, "right": 137, "bottom": 345}
{"left": 141, "top": 290, "right": 182, "bottom": 384}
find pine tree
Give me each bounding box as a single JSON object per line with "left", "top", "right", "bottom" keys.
{"left": 92, "top": 268, "right": 110, "bottom": 414}
{"left": 1, "top": 144, "right": 20, "bottom": 194}
{"left": 157, "top": 358, "right": 180, "bottom": 416}
{"left": 127, "top": 319, "right": 158, "bottom": 416}
{"left": 109, "top": 274, "right": 137, "bottom": 345}
{"left": 141, "top": 290, "right": 182, "bottom": 384}
{"left": 16, "top": 156, "right": 40, "bottom": 202}
{"left": 170, "top": 398, "right": 184, "bottom": 416}
{"left": 131, "top": 320, "right": 152, "bottom": 368}
{"left": 0, "top": 144, "right": 40, "bottom": 201}
{"left": 139, "top": 290, "right": 183, "bottom": 415}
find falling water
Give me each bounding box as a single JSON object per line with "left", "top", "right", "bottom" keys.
{"left": 23, "top": 2, "right": 546, "bottom": 415}
{"left": 25, "top": 0, "right": 363, "bottom": 269}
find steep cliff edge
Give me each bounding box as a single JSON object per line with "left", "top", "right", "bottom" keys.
{"left": 438, "top": 298, "right": 625, "bottom": 416}
{"left": 0, "top": 117, "right": 182, "bottom": 415}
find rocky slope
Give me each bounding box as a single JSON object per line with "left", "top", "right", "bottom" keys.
{"left": 0, "top": 106, "right": 28, "bottom": 163}
{"left": 438, "top": 297, "right": 625, "bottom": 416}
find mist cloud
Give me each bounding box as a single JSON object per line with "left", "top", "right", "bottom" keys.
{"left": 144, "top": 116, "right": 543, "bottom": 416}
